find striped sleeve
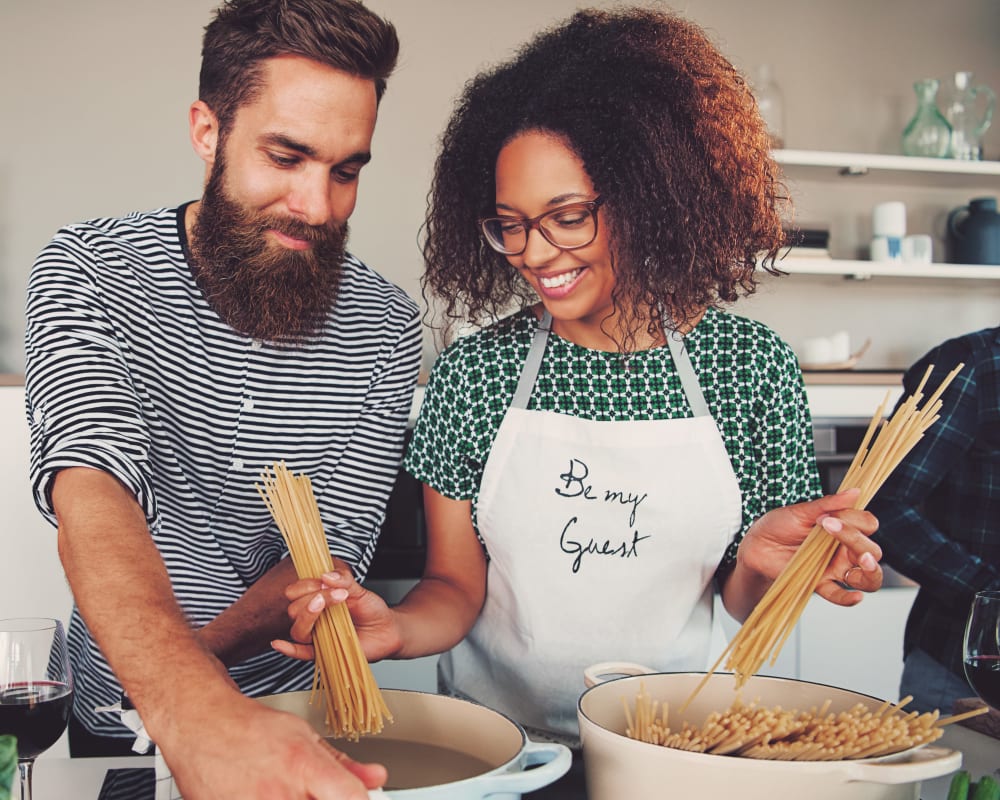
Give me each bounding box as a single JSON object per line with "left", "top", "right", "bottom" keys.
{"left": 25, "top": 225, "right": 159, "bottom": 526}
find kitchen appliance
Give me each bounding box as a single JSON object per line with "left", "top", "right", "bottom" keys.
{"left": 577, "top": 664, "right": 962, "bottom": 800}
{"left": 257, "top": 688, "right": 570, "bottom": 799}
{"left": 812, "top": 417, "right": 871, "bottom": 494}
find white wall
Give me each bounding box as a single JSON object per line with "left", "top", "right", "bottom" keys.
{"left": 1, "top": 0, "right": 999, "bottom": 374}
{"left": 0, "top": 385, "right": 72, "bottom": 623}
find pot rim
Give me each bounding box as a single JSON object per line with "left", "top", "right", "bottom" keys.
{"left": 576, "top": 669, "right": 957, "bottom": 769}
{"left": 258, "top": 688, "right": 573, "bottom": 797}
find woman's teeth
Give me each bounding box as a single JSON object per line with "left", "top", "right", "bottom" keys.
{"left": 539, "top": 269, "right": 582, "bottom": 289}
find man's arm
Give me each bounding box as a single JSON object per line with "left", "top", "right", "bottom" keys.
{"left": 52, "top": 465, "right": 384, "bottom": 799}
{"left": 870, "top": 351, "right": 1000, "bottom": 611}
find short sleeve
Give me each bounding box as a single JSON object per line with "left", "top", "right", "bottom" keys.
{"left": 403, "top": 342, "right": 481, "bottom": 499}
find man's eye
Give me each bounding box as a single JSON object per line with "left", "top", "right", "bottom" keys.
{"left": 334, "top": 169, "right": 361, "bottom": 183}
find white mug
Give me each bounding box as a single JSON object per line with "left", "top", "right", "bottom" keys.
{"left": 871, "top": 236, "right": 902, "bottom": 262}
{"left": 801, "top": 337, "right": 833, "bottom": 365}
{"left": 872, "top": 201, "right": 906, "bottom": 238}
{"left": 902, "top": 234, "right": 933, "bottom": 263}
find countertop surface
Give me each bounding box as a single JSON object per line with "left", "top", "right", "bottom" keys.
{"left": 28, "top": 722, "right": 1000, "bottom": 800}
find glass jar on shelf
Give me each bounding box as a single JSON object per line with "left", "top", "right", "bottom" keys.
{"left": 943, "top": 71, "right": 995, "bottom": 160}
{"left": 901, "top": 78, "right": 952, "bottom": 158}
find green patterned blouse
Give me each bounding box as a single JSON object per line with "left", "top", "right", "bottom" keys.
{"left": 404, "top": 306, "right": 822, "bottom": 566}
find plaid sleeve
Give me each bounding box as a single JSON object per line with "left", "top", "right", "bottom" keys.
{"left": 870, "top": 341, "right": 1000, "bottom": 615}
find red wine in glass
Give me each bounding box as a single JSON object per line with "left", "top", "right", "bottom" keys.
{"left": 0, "top": 681, "right": 73, "bottom": 760}
{"left": 964, "top": 656, "right": 1000, "bottom": 710}
{"left": 964, "top": 591, "right": 1000, "bottom": 711}
{"left": 0, "top": 618, "right": 74, "bottom": 800}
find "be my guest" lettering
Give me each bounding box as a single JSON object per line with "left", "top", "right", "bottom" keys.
{"left": 554, "top": 458, "right": 651, "bottom": 573}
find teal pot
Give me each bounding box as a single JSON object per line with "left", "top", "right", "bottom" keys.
{"left": 947, "top": 197, "right": 1000, "bottom": 265}
{"left": 258, "top": 688, "right": 571, "bottom": 799}
{"left": 578, "top": 663, "right": 961, "bottom": 800}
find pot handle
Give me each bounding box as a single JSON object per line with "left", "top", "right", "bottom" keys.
{"left": 948, "top": 205, "right": 970, "bottom": 240}
{"left": 583, "top": 661, "right": 657, "bottom": 688}
{"left": 472, "top": 741, "right": 573, "bottom": 796}
{"left": 836, "top": 745, "right": 962, "bottom": 785}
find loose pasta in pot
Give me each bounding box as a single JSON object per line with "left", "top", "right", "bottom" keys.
{"left": 625, "top": 683, "right": 986, "bottom": 760}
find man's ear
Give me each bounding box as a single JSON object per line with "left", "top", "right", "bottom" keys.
{"left": 189, "top": 100, "right": 220, "bottom": 168}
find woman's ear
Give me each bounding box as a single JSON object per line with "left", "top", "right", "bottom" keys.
{"left": 188, "top": 100, "right": 220, "bottom": 168}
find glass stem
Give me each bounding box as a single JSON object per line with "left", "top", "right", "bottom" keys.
{"left": 16, "top": 758, "right": 34, "bottom": 800}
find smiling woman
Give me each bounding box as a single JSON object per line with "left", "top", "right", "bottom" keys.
{"left": 281, "top": 14, "right": 881, "bottom": 800}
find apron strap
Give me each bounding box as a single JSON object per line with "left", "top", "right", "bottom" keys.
{"left": 511, "top": 309, "right": 711, "bottom": 418}
{"left": 511, "top": 311, "right": 552, "bottom": 410}
{"left": 665, "top": 329, "right": 711, "bottom": 418}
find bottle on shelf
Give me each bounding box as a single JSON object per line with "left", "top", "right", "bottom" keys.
{"left": 901, "top": 78, "right": 952, "bottom": 158}
{"left": 752, "top": 64, "right": 786, "bottom": 149}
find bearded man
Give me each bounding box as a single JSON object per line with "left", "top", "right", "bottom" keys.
{"left": 23, "top": 2, "right": 420, "bottom": 798}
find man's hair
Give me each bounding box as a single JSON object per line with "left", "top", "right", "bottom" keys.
{"left": 200, "top": 0, "right": 399, "bottom": 133}
{"left": 422, "top": 7, "right": 789, "bottom": 351}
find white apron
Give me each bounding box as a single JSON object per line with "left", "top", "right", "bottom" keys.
{"left": 438, "top": 312, "right": 743, "bottom": 742}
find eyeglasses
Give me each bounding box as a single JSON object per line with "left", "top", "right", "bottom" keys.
{"left": 479, "top": 196, "right": 605, "bottom": 256}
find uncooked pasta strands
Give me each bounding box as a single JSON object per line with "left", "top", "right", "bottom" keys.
{"left": 683, "top": 363, "right": 964, "bottom": 711}
{"left": 626, "top": 686, "right": 986, "bottom": 760}
{"left": 256, "top": 462, "right": 392, "bottom": 740}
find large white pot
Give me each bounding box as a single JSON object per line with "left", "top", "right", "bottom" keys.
{"left": 577, "top": 663, "right": 961, "bottom": 800}
{"left": 258, "top": 689, "right": 571, "bottom": 799}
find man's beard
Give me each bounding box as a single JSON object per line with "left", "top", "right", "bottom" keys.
{"left": 190, "top": 157, "right": 347, "bottom": 344}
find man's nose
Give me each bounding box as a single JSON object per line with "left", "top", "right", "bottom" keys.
{"left": 287, "top": 173, "right": 336, "bottom": 227}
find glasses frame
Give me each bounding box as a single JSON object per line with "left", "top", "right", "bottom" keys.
{"left": 479, "top": 196, "right": 606, "bottom": 256}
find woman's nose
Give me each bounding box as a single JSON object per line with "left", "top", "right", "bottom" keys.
{"left": 519, "top": 226, "right": 561, "bottom": 268}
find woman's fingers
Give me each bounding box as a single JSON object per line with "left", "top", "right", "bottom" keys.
{"left": 287, "top": 585, "right": 349, "bottom": 642}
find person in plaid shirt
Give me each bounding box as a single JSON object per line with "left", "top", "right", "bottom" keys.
{"left": 870, "top": 325, "right": 1000, "bottom": 713}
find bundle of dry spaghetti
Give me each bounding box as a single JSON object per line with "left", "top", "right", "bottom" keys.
{"left": 257, "top": 462, "right": 392, "bottom": 740}
{"left": 685, "top": 362, "right": 964, "bottom": 709}
{"left": 625, "top": 684, "right": 988, "bottom": 760}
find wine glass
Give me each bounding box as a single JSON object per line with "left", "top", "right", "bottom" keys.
{"left": 963, "top": 590, "right": 1000, "bottom": 710}
{"left": 0, "top": 618, "right": 74, "bottom": 800}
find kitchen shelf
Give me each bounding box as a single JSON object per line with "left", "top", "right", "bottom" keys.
{"left": 774, "top": 149, "right": 1000, "bottom": 186}
{"left": 766, "top": 257, "right": 1000, "bottom": 281}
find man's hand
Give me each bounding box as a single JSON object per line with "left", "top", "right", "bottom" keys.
{"left": 153, "top": 687, "right": 386, "bottom": 800}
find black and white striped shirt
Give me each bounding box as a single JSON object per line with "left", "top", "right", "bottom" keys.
{"left": 24, "top": 204, "right": 422, "bottom": 738}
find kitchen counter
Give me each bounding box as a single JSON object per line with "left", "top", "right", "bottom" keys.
{"left": 27, "top": 722, "right": 1000, "bottom": 799}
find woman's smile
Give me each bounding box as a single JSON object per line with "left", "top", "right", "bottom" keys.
{"left": 536, "top": 267, "right": 586, "bottom": 296}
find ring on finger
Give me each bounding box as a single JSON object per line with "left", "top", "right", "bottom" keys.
{"left": 842, "top": 565, "right": 863, "bottom": 586}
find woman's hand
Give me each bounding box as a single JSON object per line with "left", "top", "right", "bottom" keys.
{"left": 271, "top": 568, "right": 402, "bottom": 663}
{"left": 737, "top": 488, "right": 883, "bottom": 607}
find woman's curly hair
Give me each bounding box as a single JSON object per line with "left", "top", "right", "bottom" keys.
{"left": 422, "top": 7, "right": 788, "bottom": 351}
